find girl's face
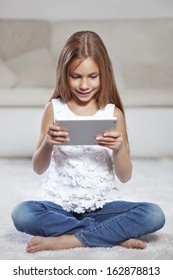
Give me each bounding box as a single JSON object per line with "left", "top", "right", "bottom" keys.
{"left": 68, "top": 57, "right": 100, "bottom": 103}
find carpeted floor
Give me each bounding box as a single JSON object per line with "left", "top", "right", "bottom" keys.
{"left": 0, "top": 157, "right": 173, "bottom": 260}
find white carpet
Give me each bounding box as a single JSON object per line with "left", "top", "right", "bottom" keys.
{"left": 0, "top": 158, "right": 173, "bottom": 260}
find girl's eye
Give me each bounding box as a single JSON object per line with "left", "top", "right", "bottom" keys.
{"left": 71, "top": 75, "right": 80, "bottom": 79}
{"left": 70, "top": 73, "right": 99, "bottom": 79}
{"left": 90, "top": 74, "right": 99, "bottom": 79}
{"left": 90, "top": 76, "right": 97, "bottom": 79}
{"left": 70, "top": 74, "right": 80, "bottom": 79}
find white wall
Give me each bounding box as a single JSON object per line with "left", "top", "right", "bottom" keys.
{"left": 0, "top": 0, "right": 173, "bottom": 20}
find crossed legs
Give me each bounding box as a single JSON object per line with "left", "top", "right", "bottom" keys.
{"left": 11, "top": 200, "right": 165, "bottom": 253}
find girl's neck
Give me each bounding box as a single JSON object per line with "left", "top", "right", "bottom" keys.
{"left": 67, "top": 98, "right": 99, "bottom": 116}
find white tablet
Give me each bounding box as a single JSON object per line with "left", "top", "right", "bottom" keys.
{"left": 55, "top": 117, "right": 117, "bottom": 145}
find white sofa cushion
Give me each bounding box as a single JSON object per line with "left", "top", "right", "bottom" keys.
{"left": 0, "top": 88, "right": 51, "bottom": 106}
{"left": 6, "top": 48, "right": 55, "bottom": 87}
{"left": 120, "top": 63, "right": 173, "bottom": 89}
{"left": 121, "top": 89, "right": 173, "bottom": 107}
{"left": 0, "top": 19, "right": 51, "bottom": 60}
{"left": 0, "top": 59, "right": 18, "bottom": 87}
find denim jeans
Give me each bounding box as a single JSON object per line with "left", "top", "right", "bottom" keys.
{"left": 11, "top": 200, "right": 165, "bottom": 247}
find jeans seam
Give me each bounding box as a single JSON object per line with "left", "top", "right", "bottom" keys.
{"left": 76, "top": 204, "right": 140, "bottom": 239}
{"left": 85, "top": 202, "right": 140, "bottom": 218}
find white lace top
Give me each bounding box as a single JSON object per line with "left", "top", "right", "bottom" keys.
{"left": 41, "top": 98, "right": 120, "bottom": 213}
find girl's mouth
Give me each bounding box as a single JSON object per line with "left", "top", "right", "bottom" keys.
{"left": 77, "top": 91, "right": 91, "bottom": 96}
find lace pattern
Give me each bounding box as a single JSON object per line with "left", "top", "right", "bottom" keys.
{"left": 42, "top": 145, "right": 119, "bottom": 213}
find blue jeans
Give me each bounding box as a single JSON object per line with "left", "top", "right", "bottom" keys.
{"left": 11, "top": 200, "right": 165, "bottom": 247}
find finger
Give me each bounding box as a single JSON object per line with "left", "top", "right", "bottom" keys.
{"left": 103, "top": 131, "right": 123, "bottom": 140}
{"left": 96, "top": 135, "right": 123, "bottom": 144}
{"left": 48, "top": 129, "right": 69, "bottom": 138}
{"left": 98, "top": 142, "right": 122, "bottom": 151}
{"left": 47, "top": 137, "right": 70, "bottom": 146}
{"left": 48, "top": 124, "right": 68, "bottom": 133}
{"left": 54, "top": 136, "right": 70, "bottom": 143}
{"left": 48, "top": 124, "right": 60, "bottom": 131}
{"left": 104, "top": 130, "right": 120, "bottom": 136}
{"left": 46, "top": 130, "right": 70, "bottom": 146}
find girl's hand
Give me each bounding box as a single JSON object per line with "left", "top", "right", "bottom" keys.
{"left": 46, "top": 124, "right": 70, "bottom": 146}
{"left": 95, "top": 131, "right": 123, "bottom": 151}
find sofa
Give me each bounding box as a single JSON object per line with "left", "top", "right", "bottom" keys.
{"left": 0, "top": 19, "right": 173, "bottom": 157}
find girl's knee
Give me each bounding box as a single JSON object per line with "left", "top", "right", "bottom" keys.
{"left": 11, "top": 201, "right": 34, "bottom": 231}
{"left": 145, "top": 202, "right": 165, "bottom": 230}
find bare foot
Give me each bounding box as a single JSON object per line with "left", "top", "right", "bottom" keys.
{"left": 120, "top": 238, "right": 146, "bottom": 249}
{"left": 26, "top": 234, "right": 84, "bottom": 253}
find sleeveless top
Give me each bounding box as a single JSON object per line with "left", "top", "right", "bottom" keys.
{"left": 41, "top": 98, "right": 120, "bottom": 213}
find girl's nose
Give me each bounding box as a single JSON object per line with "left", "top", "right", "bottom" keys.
{"left": 79, "top": 79, "right": 89, "bottom": 90}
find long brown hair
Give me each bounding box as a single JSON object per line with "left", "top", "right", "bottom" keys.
{"left": 50, "top": 30, "right": 125, "bottom": 116}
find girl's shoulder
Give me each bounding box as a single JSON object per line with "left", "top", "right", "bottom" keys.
{"left": 44, "top": 98, "right": 63, "bottom": 113}
{"left": 113, "top": 106, "right": 124, "bottom": 118}
{"left": 44, "top": 101, "right": 53, "bottom": 113}
{"left": 41, "top": 101, "right": 54, "bottom": 123}
{"left": 104, "top": 103, "right": 124, "bottom": 119}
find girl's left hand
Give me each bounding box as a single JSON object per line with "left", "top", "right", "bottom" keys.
{"left": 95, "top": 131, "right": 123, "bottom": 151}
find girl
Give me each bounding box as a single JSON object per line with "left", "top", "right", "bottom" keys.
{"left": 11, "top": 31, "right": 165, "bottom": 253}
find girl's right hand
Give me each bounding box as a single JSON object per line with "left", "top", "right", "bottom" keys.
{"left": 46, "top": 124, "right": 70, "bottom": 146}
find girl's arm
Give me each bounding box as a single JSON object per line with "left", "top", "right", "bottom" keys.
{"left": 96, "top": 107, "right": 132, "bottom": 183}
{"left": 32, "top": 102, "right": 69, "bottom": 175}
